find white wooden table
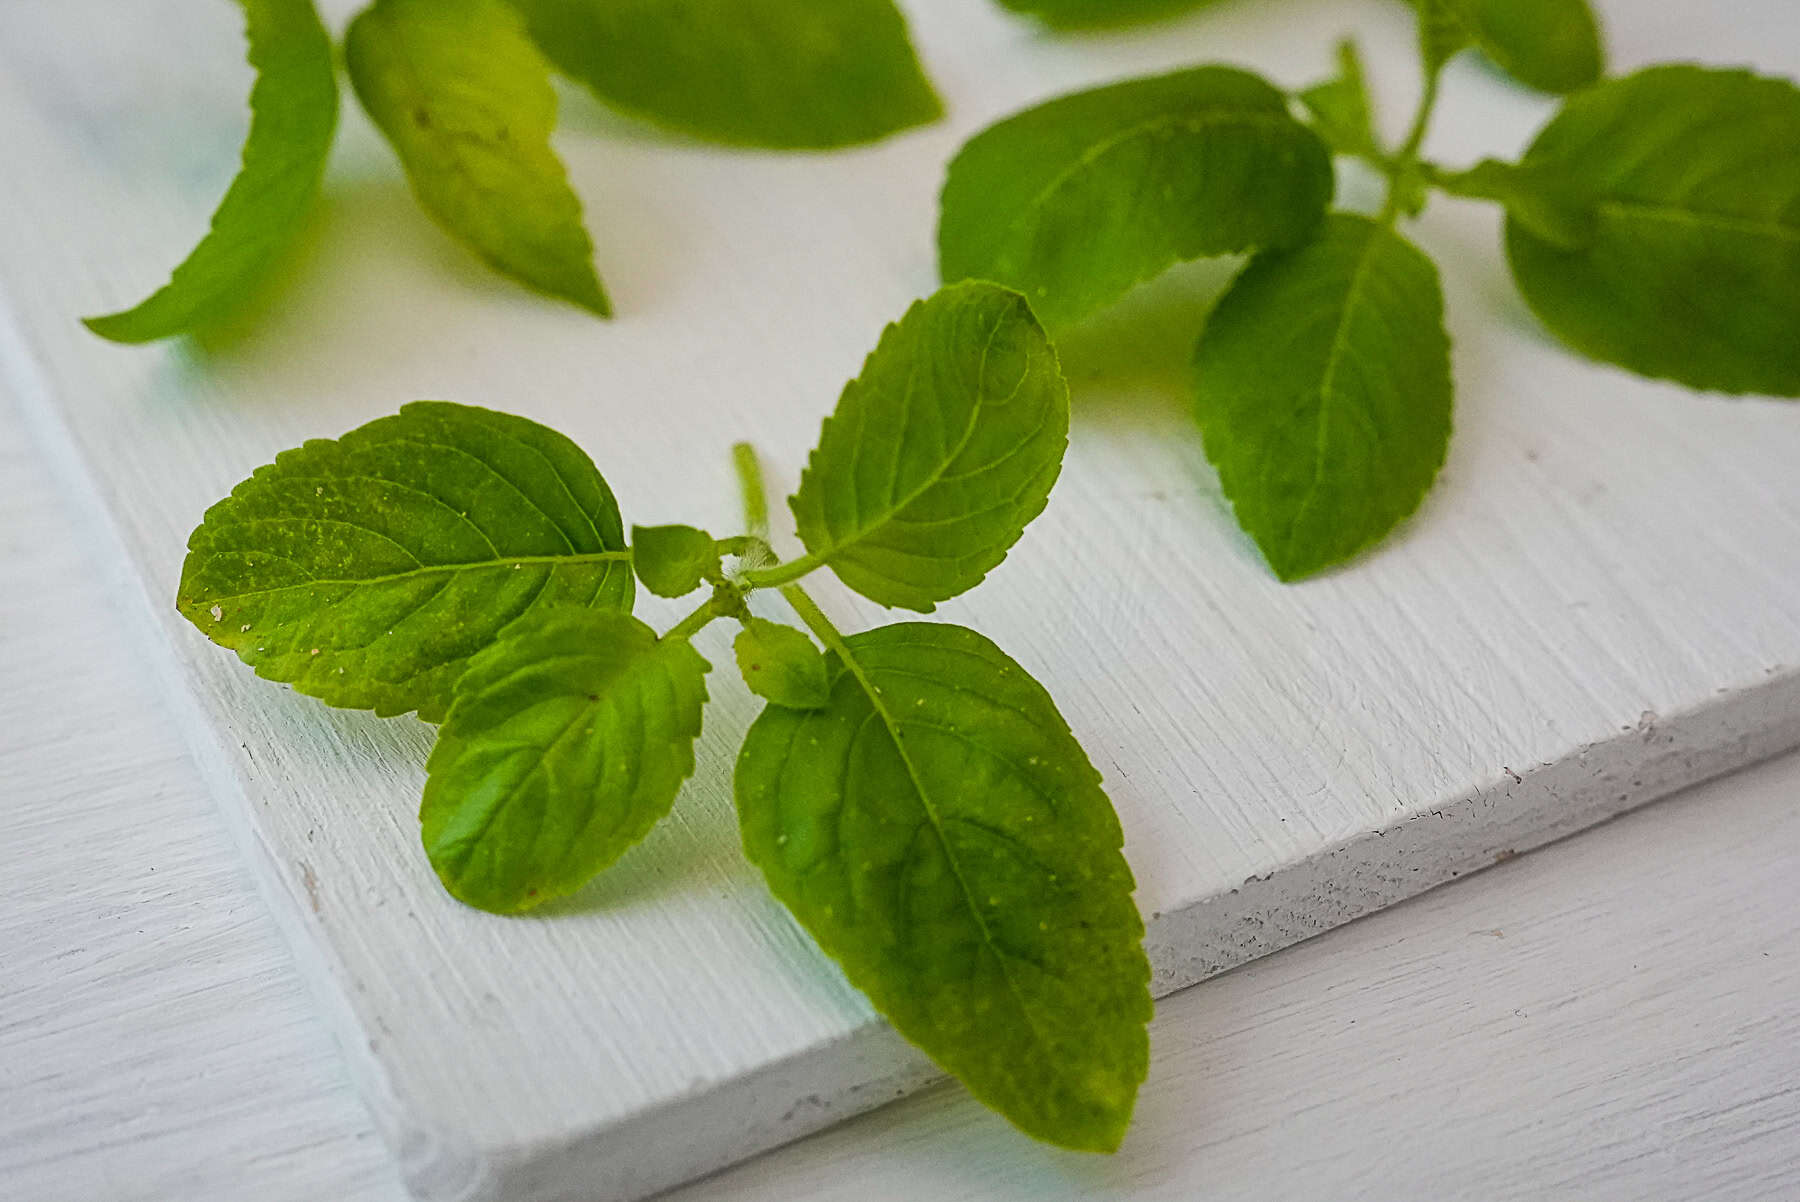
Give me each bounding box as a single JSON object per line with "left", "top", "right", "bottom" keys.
{"left": 6, "top": 383, "right": 1800, "bottom": 1201}
{"left": 6, "top": 0, "right": 1800, "bottom": 1196}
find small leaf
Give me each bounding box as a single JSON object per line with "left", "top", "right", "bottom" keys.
{"left": 178, "top": 402, "right": 633, "bottom": 721}
{"left": 736, "top": 622, "right": 1151, "bottom": 1151}
{"left": 83, "top": 0, "right": 337, "bottom": 343}
{"left": 631, "top": 524, "right": 720, "bottom": 599}
{"left": 1416, "top": 0, "right": 1473, "bottom": 79}
{"left": 733, "top": 619, "right": 829, "bottom": 709}
{"left": 506, "top": 0, "right": 942, "bottom": 149}
{"left": 939, "top": 66, "right": 1334, "bottom": 330}
{"left": 346, "top": 0, "right": 608, "bottom": 315}
{"left": 1504, "top": 66, "right": 1800, "bottom": 397}
{"left": 790, "top": 282, "right": 1069, "bottom": 612}
{"left": 1474, "top": 0, "right": 1605, "bottom": 94}
{"left": 424, "top": 610, "right": 709, "bottom": 912}
{"left": 1194, "top": 215, "right": 1453, "bottom": 580}
{"left": 994, "top": 0, "right": 1215, "bottom": 28}
{"left": 1299, "top": 39, "right": 1379, "bottom": 158}
{"left": 1429, "top": 0, "right": 1605, "bottom": 95}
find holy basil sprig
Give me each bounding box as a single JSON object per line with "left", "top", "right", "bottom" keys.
{"left": 86, "top": 0, "right": 941, "bottom": 341}
{"left": 175, "top": 280, "right": 1153, "bottom": 1154}
{"left": 940, "top": 6, "right": 1798, "bottom": 581}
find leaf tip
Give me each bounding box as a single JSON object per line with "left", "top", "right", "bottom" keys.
{"left": 571, "top": 275, "right": 613, "bottom": 319}
{"left": 81, "top": 310, "right": 152, "bottom": 344}
{"left": 433, "top": 858, "right": 544, "bottom": 916}
{"left": 912, "top": 81, "right": 949, "bottom": 128}
{"left": 523, "top": 262, "right": 611, "bottom": 317}
{"left": 1268, "top": 560, "right": 1321, "bottom": 585}
{"left": 1082, "top": 1117, "right": 1131, "bottom": 1156}
{"left": 1258, "top": 537, "right": 1333, "bottom": 583}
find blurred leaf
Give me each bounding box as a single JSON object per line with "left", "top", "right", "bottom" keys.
{"left": 84, "top": 0, "right": 337, "bottom": 342}
{"left": 347, "top": 0, "right": 608, "bottom": 315}
{"left": 507, "top": 0, "right": 942, "bottom": 148}
{"left": 1505, "top": 66, "right": 1800, "bottom": 395}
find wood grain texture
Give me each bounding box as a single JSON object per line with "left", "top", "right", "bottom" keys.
{"left": 1, "top": 1, "right": 1797, "bottom": 1199}
{"left": 0, "top": 388, "right": 403, "bottom": 1202}
{"left": 5, "top": 382, "right": 1800, "bottom": 1202}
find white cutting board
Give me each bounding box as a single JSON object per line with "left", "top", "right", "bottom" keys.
{"left": 3, "top": 1, "right": 1797, "bottom": 1199}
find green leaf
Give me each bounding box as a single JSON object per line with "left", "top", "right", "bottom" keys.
{"left": 83, "top": 0, "right": 337, "bottom": 343}
{"left": 1299, "top": 39, "right": 1379, "bottom": 158}
{"left": 733, "top": 619, "right": 829, "bottom": 709}
{"left": 1194, "top": 214, "right": 1452, "bottom": 580}
{"left": 1416, "top": 0, "right": 1473, "bottom": 79}
{"left": 736, "top": 622, "right": 1150, "bottom": 1150}
{"left": 939, "top": 66, "right": 1334, "bottom": 330}
{"left": 505, "top": 0, "right": 942, "bottom": 149}
{"left": 346, "top": 0, "right": 609, "bottom": 316}
{"left": 424, "top": 610, "right": 709, "bottom": 912}
{"left": 177, "top": 402, "right": 633, "bottom": 722}
{"left": 631, "top": 524, "right": 720, "bottom": 599}
{"left": 1503, "top": 66, "right": 1800, "bottom": 397}
{"left": 993, "top": 0, "right": 1215, "bottom": 28}
{"left": 789, "top": 282, "right": 1069, "bottom": 612}
{"left": 1489, "top": 1, "right": 1605, "bottom": 93}
{"left": 1436, "top": 0, "right": 1604, "bottom": 94}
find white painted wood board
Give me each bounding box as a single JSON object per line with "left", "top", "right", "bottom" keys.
{"left": 664, "top": 747, "right": 1800, "bottom": 1202}
{"left": 9, "top": 366, "right": 1800, "bottom": 1202}
{"left": 1, "top": 1, "right": 1797, "bottom": 1199}
{"left": 0, "top": 383, "right": 403, "bottom": 1202}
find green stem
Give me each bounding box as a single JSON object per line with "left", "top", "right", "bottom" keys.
{"left": 732, "top": 442, "right": 770, "bottom": 541}
{"left": 1378, "top": 66, "right": 1444, "bottom": 225}
{"left": 664, "top": 595, "right": 720, "bottom": 642}
{"left": 742, "top": 551, "right": 825, "bottom": 590}
{"left": 778, "top": 582, "right": 854, "bottom": 663}
{"left": 1394, "top": 69, "right": 1442, "bottom": 169}
{"left": 730, "top": 439, "right": 826, "bottom": 589}
{"left": 1418, "top": 159, "right": 1460, "bottom": 192}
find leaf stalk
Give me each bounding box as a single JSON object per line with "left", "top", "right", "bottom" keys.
{"left": 777, "top": 582, "right": 854, "bottom": 665}
{"left": 663, "top": 596, "right": 722, "bottom": 642}
{"left": 1378, "top": 65, "right": 1444, "bottom": 224}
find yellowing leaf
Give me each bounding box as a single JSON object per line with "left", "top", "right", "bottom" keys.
{"left": 346, "top": 0, "right": 608, "bottom": 315}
